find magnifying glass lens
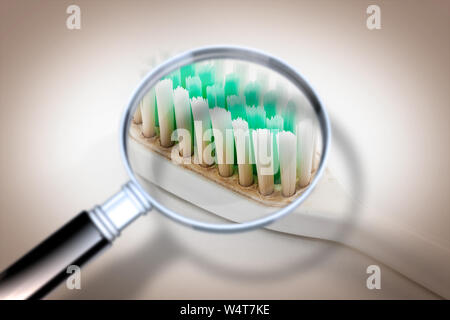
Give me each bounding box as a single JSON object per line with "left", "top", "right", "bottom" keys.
{"left": 127, "top": 57, "right": 323, "bottom": 226}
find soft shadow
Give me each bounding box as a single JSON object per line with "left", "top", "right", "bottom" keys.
{"left": 57, "top": 113, "right": 365, "bottom": 298}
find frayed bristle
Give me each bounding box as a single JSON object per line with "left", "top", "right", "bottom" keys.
{"left": 227, "top": 95, "right": 246, "bottom": 121}
{"left": 206, "top": 83, "right": 225, "bottom": 109}
{"left": 196, "top": 63, "right": 215, "bottom": 99}
{"left": 186, "top": 76, "right": 202, "bottom": 99}
{"left": 224, "top": 73, "right": 240, "bottom": 109}
{"left": 246, "top": 105, "right": 266, "bottom": 130}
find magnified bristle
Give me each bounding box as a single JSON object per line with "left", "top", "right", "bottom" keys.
{"left": 256, "top": 69, "right": 269, "bottom": 99}
{"left": 252, "top": 128, "right": 274, "bottom": 196}
{"left": 266, "top": 115, "right": 284, "bottom": 184}
{"left": 133, "top": 103, "right": 142, "bottom": 124}
{"left": 191, "top": 97, "right": 213, "bottom": 166}
{"left": 213, "top": 60, "right": 224, "bottom": 84}
{"left": 180, "top": 64, "right": 195, "bottom": 88}
{"left": 244, "top": 81, "right": 261, "bottom": 107}
{"left": 140, "top": 88, "right": 156, "bottom": 138}
{"left": 168, "top": 70, "right": 181, "bottom": 89}
{"left": 206, "top": 83, "right": 225, "bottom": 109}
{"left": 224, "top": 73, "right": 240, "bottom": 109}
{"left": 209, "top": 107, "right": 234, "bottom": 177}
{"left": 173, "top": 87, "right": 193, "bottom": 157}
{"left": 297, "top": 119, "right": 314, "bottom": 187}
{"left": 263, "top": 90, "right": 278, "bottom": 119}
{"left": 283, "top": 99, "right": 299, "bottom": 134}
{"left": 246, "top": 105, "right": 266, "bottom": 130}
{"left": 196, "top": 63, "right": 215, "bottom": 99}
{"left": 233, "top": 62, "right": 249, "bottom": 93}
{"left": 232, "top": 118, "right": 253, "bottom": 186}
{"left": 278, "top": 131, "right": 297, "bottom": 197}
{"left": 155, "top": 79, "right": 175, "bottom": 147}
{"left": 186, "top": 76, "right": 202, "bottom": 99}
{"left": 266, "top": 115, "right": 283, "bottom": 131}
{"left": 227, "top": 95, "right": 246, "bottom": 121}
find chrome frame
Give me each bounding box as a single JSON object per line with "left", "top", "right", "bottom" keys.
{"left": 119, "top": 45, "right": 331, "bottom": 233}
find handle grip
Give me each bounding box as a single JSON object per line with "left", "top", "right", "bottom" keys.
{"left": 0, "top": 211, "right": 110, "bottom": 300}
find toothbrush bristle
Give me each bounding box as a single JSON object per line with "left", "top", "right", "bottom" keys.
{"left": 252, "top": 128, "right": 274, "bottom": 195}
{"left": 232, "top": 118, "right": 254, "bottom": 187}
{"left": 134, "top": 59, "right": 320, "bottom": 200}
{"left": 297, "top": 119, "right": 314, "bottom": 187}
{"left": 227, "top": 95, "right": 246, "bottom": 121}
{"left": 173, "top": 87, "right": 193, "bottom": 156}
{"left": 140, "top": 89, "right": 157, "bottom": 137}
{"left": 155, "top": 79, "right": 175, "bottom": 147}
{"left": 209, "top": 107, "right": 235, "bottom": 177}
{"left": 278, "top": 131, "right": 297, "bottom": 197}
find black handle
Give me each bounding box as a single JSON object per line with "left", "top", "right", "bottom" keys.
{"left": 0, "top": 211, "right": 110, "bottom": 300}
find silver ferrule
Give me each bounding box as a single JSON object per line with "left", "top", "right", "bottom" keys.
{"left": 88, "top": 181, "right": 152, "bottom": 241}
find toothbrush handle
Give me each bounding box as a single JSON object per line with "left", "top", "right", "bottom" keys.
{"left": 0, "top": 211, "right": 110, "bottom": 300}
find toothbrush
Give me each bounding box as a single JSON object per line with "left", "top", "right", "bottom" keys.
{"left": 131, "top": 60, "right": 318, "bottom": 203}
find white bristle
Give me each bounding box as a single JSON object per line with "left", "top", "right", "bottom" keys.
{"left": 277, "top": 131, "right": 297, "bottom": 197}
{"left": 155, "top": 79, "right": 175, "bottom": 147}
{"left": 190, "top": 97, "right": 213, "bottom": 166}
{"left": 173, "top": 87, "right": 193, "bottom": 157}
{"left": 252, "top": 128, "right": 274, "bottom": 195}
{"left": 140, "top": 89, "right": 156, "bottom": 138}
{"left": 256, "top": 69, "right": 269, "bottom": 104}
{"left": 214, "top": 60, "right": 225, "bottom": 83}
{"left": 297, "top": 119, "right": 314, "bottom": 188}
{"left": 275, "top": 81, "right": 289, "bottom": 114}
{"left": 133, "top": 103, "right": 142, "bottom": 124}
{"left": 209, "top": 107, "right": 235, "bottom": 177}
{"left": 232, "top": 118, "right": 253, "bottom": 186}
{"left": 233, "top": 62, "right": 249, "bottom": 93}
{"left": 232, "top": 118, "right": 250, "bottom": 165}
{"left": 292, "top": 93, "right": 319, "bottom": 171}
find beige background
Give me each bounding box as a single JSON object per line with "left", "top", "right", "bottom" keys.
{"left": 0, "top": 0, "right": 449, "bottom": 299}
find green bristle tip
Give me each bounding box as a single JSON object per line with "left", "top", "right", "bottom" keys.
{"left": 227, "top": 95, "right": 246, "bottom": 121}
{"left": 224, "top": 73, "right": 240, "bottom": 109}
{"left": 266, "top": 115, "right": 284, "bottom": 131}
{"left": 168, "top": 70, "right": 181, "bottom": 89}
{"left": 266, "top": 115, "right": 283, "bottom": 183}
{"left": 180, "top": 64, "right": 196, "bottom": 88}
{"left": 186, "top": 76, "right": 202, "bottom": 99}
{"left": 196, "top": 63, "right": 215, "bottom": 99}
{"left": 246, "top": 106, "right": 266, "bottom": 130}
{"left": 154, "top": 96, "right": 159, "bottom": 127}
{"left": 206, "top": 83, "right": 225, "bottom": 109}
{"left": 244, "top": 81, "right": 261, "bottom": 107}
{"left": 263, "top": 90, "right": 278, "bottom": 119}
{"left": 283, "top": 100, "right": 297, "bottom": 133}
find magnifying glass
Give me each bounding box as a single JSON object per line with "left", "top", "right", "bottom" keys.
{"left": 0, "top": 46, "right": 331, "bottom": 299}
